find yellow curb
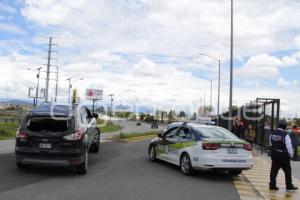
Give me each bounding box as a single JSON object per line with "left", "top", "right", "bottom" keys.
{"left": 233, "top": 174, "right": 264, "bottom": 200}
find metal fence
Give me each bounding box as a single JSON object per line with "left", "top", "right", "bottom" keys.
{"left": 217, "top": 98, "right": 280, "bottom": 150}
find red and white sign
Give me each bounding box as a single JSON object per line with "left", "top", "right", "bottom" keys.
{"left": 86, "top": 89, "right": 103, "bottom": 100}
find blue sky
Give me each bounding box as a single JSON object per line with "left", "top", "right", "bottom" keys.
{"left": 1, "top": 0, "right": 300, "bottom": 116}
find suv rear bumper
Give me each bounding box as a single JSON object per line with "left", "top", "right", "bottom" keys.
{"left": 15, "top": 153, "right": 86, "bottom": 167}
{"left": 15, "top": 146, "right": 86, "bottom": 167}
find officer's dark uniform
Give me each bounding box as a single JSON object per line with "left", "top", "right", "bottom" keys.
{"left": 269, "top": 121, "right": 297, "bottom": 190}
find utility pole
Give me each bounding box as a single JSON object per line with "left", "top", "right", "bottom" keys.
{"left": 228, "top": 0, "right": 234, "bottom": 131}
{"left": 45, "top": 37, "right": 52, "bottom": 102}
{"left": 217, "top": 59, "right": 221, "bottom": 126}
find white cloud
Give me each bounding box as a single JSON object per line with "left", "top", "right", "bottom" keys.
{"left": 292, "top": 80, "right": 299, "bottom": 86}
{"left": 89, "top": 51, "right": 124, "bottom": 63}
{"left": 277, "top": 77, "right": 290, "bottom": 86}
{"left": 21, "top": 0, "right": 87, "bottom": 26}
{"left": 277, "top": 77, "right": 299, "bottom": 87}
{"left": 19, "top": 0, "right": 300, "bottom": 59}
{"left": 294, "top": 35, "right": 300, "bottom": 48}
{"left": 236, "top": 53, "right": 282, "bottom": 79}
{"left": 281, "top": 56, "right": 298, "bottom": 67}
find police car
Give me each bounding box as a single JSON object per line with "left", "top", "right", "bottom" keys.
{"left": 148, "top": 122, "right": 253, "bottom": 176}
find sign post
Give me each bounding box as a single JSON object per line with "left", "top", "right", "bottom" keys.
{"left": 28, "top": 87, "right": 46, "bottom": 107}
{"left": 86, "top": 89, "right": 103, "bottom": 113}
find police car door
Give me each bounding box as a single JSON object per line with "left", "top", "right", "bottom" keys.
{"left": 172, "top": 126, "right": 194, "bottom": 164}
{"left": 157, "top": 127, "right": 179, "bottom": 163}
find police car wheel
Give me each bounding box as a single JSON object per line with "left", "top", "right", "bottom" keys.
{"left": 180, "top": 153, "right": 194, "bottom": 176}
{"left": 149, "top": 145, "right": 157, "bottom": 161}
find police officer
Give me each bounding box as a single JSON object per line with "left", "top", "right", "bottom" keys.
{"left": 269, "top": 120, "right": 298, "bottom": 191}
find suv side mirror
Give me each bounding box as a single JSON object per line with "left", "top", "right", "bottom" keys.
{"left": 157, "top": 133, "right": 162, "bottom": 138}
{"left": 93, "top": 113, "right": 99, "bottom": 119}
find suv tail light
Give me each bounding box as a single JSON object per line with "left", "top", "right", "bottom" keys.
{"left": 16, "top": 129, "right": 28, "bottom": 139}
{"left": 202, "top": 143, "right": 221, "bottom": 150}
{"left": 243, "top": 143, "right": 252, "bottom": 151}
{"left": 63, "top": 128, "right": 84, "bottom": 141}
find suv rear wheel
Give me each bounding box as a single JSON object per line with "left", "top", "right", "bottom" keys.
{"left": 16, "top": 162, "right": 29, "bottom": 169}
{"left": 89, "top": 130, "right": 100, "bottom": 153}
{"left": 76, "top": 150, "right": 88, "bottom": 175}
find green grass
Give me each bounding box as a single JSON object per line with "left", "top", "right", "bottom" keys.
{"left": 0, "top": 113, "right": 16, "bottom": 118}
{"left": 97, "top": 118, "right": 122, "bottom": 133}
{"left": 0, "top": 122, "right": 19, "bottom": 140}
{"left": 112, "top": 130, "right": 161, "bottom": 139}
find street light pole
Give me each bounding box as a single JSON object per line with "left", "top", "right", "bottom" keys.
{"left": 66, "top": 77, "right": 72, "bottom": 104}
{"left": 199, "top": 54, "right": 221, "bottom": 125}
{"left": 229, "top": 0, "right": 234, "bottom": 131}
{"left": 66, "top": 77, "right": 83, "bottom": 104}
{"left": 28, "top": 67, "right": 42, "bottom": 107}
{"left": 54, "top": 66, "right": 59, "bottom": 102}
{"left": 35, "top": 67, "right": 42, "bottom": 106}
{"left": 210, "top": 80, "right": 212, "bottom": 115}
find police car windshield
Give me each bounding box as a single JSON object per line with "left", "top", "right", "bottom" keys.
{"left": 194, "top": 127, "right": 239, "bottom": 141}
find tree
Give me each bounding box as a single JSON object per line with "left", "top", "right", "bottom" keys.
{"left": 130, "top": 114, "right": 137, "bottom": 121}
{"left": 144, "top": 114, "right": 155, "bottom": 122}
{"left": 161, "top": 111, "right": 167, "bottom": 123}
{"left": 97, "top": 106, "right": 105, "bottom": 114}
{"left": 229, "top": 105, "right": 238, "bottom": 112}
{"left": 179, "top": 111, "right": 186, "bottom": 118}
{"left": 155, "top": 110, "right": 160, "bottom": 120}
{"left": 204, "top": 106, "right": 213, "bottom": 113}
{"left": 190, "top": 112, "right": 197, "bottom": 120}
{"left": 139, "top": 112, "right": 146, "bottom": 121}
{"left": 292, "top": 118, "right": 300, "bottom": 126}
{"left": 168, "top": 110, "right": 176, "bottom": 122}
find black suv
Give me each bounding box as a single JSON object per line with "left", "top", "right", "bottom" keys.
{"left": 15, "top": 103, "right": 100, "bottom": 174}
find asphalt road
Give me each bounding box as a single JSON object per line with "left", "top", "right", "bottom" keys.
{"left": 0, "top": 140, "right": 240, "bottom": 200}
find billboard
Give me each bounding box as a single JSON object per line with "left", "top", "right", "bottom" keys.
{"left": 28, "top": 87, "right": 45, "bottom": 99}
{"left": 86, "top": 89, "right": 103, "bottom": 100}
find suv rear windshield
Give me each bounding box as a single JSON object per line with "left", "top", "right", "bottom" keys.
{"left": 25, "top": 117, "right": 73, "bottom": 132}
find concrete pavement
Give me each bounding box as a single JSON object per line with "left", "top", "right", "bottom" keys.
{"left": 0, "top": 139, "right": 14, "bottom": 154}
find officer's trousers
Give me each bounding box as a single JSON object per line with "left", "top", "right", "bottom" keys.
{"left": 270, "top": 151, "right": 292, "bottom": 188}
